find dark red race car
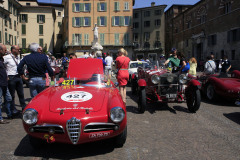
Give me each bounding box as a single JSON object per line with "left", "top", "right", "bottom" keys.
{"left": 199, "top": 70, "right": 240, "bottom": 105}
{"left": 131, "top": 62, "right": 201, "bottom": 113}
{"left": 22, "top": 58, "right": 127, "bottom": 148}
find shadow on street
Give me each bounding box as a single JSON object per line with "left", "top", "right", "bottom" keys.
{"left": 223, "top": 112, "right": 240, "bottom": 125}
{"left": 14, "top": 135, "right": 116, "bottom": 159}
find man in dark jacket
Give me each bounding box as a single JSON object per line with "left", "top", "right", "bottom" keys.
{"left": 0, "top": 44, "right": 12, "bottom": 124}
{"left": 17, "top": 43, "right": 54, "bottom": 98}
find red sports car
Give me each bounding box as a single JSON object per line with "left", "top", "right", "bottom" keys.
{"left": 22, "top": 58, "right": 127, "bottom": 147}
{"left": 200, "top": 70, "right": 240, "bottom": 105}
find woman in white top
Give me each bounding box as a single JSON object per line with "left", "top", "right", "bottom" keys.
{"left": 204, "top": 56, "right": 216, "bottom": 75}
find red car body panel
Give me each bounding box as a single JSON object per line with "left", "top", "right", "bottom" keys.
{"left": 23, "top": 59, "right": 126, "bottom": 145}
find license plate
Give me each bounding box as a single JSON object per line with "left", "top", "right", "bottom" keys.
{"left": 166, "top": 94, "right": 177, "bottom": 99}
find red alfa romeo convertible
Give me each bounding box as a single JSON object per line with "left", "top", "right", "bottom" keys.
{"left": 22, "top": 58, "right": 127, "bottom": 147}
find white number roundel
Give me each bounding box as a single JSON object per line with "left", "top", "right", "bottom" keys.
{"left": 61, "top": 91, "right": 92, "bottom": 102}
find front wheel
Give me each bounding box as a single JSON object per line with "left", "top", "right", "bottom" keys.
{"left": 206, "top": 84, "right": 217, "bottom": 101}
{"left": 138, "top": 87, "right": 146, "bottom": 113}
{"left": 114, "top": 126, "right": 127, "bottom": 148}
{"left": 186, "top": 88, "right": 201, "bottom": 113}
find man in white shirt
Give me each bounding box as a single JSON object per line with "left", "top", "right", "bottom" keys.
{"left": 104, "top": 52, "right": 113, "bottom": 79}
{"left": 4, "top": 45, "right": 26, "bottom": 113}
{"left": 80, "top": 52, "right": 89, "bottom": 58}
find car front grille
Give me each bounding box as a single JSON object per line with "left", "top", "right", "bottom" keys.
{"left": 66, "top": 117, "right": 81, "bottom": 145}
{"left": 84, "top": 123, "right": 119, "bottom": 133}
{"left": 160, "top": 76, "right": 178, "bottom": 85}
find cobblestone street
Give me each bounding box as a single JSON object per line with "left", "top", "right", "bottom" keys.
{"left": 0, "top": 84, "right": 240, "bottom": 160}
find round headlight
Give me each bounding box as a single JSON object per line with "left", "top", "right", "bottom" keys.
{"left": 110, "top": 107, "right": 125, "bottom": 123}
{"left": 23, "top": 109, "right": 38, "bottom": 125}
{"left": 151, "top": 75, "right": 160, "bottom": 84}
{"left": 179, "top": 74, "right": 188, "bottom": 84}
{"left": 167, "top": 74, "right": 174, "bottom": 83}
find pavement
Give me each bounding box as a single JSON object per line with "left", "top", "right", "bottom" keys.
{"left": 0, "top": 83, "right": 240, "bottom": 160}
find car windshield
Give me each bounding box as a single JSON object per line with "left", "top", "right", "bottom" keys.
{"left": 145, "top": 60, "right": 167, "bottom": 70}
{"left": 51, "top": 74, "right": 110, "bottom": 87}
{"left": 130, "top": 62, "right": 147, "bottom": 68}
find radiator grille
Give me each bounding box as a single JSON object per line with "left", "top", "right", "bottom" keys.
{"left": 66, "top": 117, "right": 81, "bottom": 145}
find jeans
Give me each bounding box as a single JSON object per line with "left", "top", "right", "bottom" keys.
{"left": 8, "top": 76, "right": 26, "bottom": 110}
{"left": 0, "top": 86, "right": 12, "bottom": 120}
{"left": 29, "top": 77, "right": 46, "bottom": 98}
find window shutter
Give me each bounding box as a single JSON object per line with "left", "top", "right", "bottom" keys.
{"left": 26, "top": 14, "right": 28, "bottom": 23}
{"left": 22, "top": 38, "right": 26, "bottom": 48}
{"left": 14, "top": 36, "right": 16, "bottom": 45}
{"left": 79, "top": 34, "right": 82, "bottom": 45}
{"left": 112, "top": 16, "right": 114, "bottom": 26}
{"left": 37, "top": 15, "right": 39, "bottom": 23}
{"left": 104, "top": 3, "right": 107, "bottom": 11}
{"left": 115, "top": 33, "right": 119, "bottom": 45}
{"left": 19, "top": 15, "right": 22, "bottom": 23}
{"left": 104, "top": 16, "right": 107, "bottom": 26}
{"left": 97, "top": 17, "right": 100, "bottom": 26}
{"left": 129, "top": 16, "right": 131, "bottom": 26}
{"left": 97, "top": 3, "right": 100, "bottom": 11}
{"left": 22, "top": 24, "right": 26, "bottom": 35}
{"left": 89, "top": 17, "right": 91, "bottom": 26}
{"left": 43, "top": 15, "right": 45, "bottom": 23}
{"left": 120, "top": 16, "right": 124, "bottom": 26}
{"left": 39, "top": 25, "right": 43, "bottom": 35}
{"left": 5, "top": 32, "right": 7, "bottom": 44}
{"left": 117, "top": 2, "right": 120, "bottom": 11}
{"left": 72, "top": 34, "right": 75, "bottom": 45}
{"left": 72, "top": 17, "right": 75, "bottom": 27}
{"left": 72, "top": 3, "right": 75, "bottom": 12}
{"left": 80, "top": 17, "right": 83, "bottom": 26}
{"left": 114, "top": 2, "right": 117, "bottom": 11}
{"left": 89, "top": 3, "right": 91, "bottom": 12}
{"left": 0, "top": 31, "right": 1, "bottom": 43}
{"left": 80, "top": 3, "right": 84, "bottom": 12}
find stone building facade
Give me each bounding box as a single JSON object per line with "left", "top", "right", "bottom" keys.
{"left": 133, "top": 2, "right": 166, "bottom": 61}
{"left": 165, "top": 0, "right": 240, "bottom": 69}
{"left": 62, "top": 0, "right": 134, "bottom": 59}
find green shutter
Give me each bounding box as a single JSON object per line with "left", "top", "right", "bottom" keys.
{"left": 114, "top": 2, "right": 117, "bottom": 11}
{"left": 26, "top": 14, "right": 28, "bottom": 23}
{"left": 97, "top": 17, "right": 100, "bottom": 26}
{"left": 0, "top": 31, "right": 1, "bottom": 43}
{"left": 112, "top": 16, "right": 114, "bottom": 26}
{"left": 80, "top": 3, "right": 84, "bottom": 12}
{"left": 79, "top": 34, "right": 82, "bottom": 45}
{"left": 89, "top": 3, "right": 91, "bottom": 12}
{"left": 22, "top": 24, "right": 26, "bottom": 35}
{"left": 43, "top": 15, "right": 45, "bottom": 23}
{"left": 72, "top": 3, "right": 75, "bottom": 12}
{"left": 129, "top": 16, "right": 132, "bottom": 26}
{"left": 100, "top": 33, "right": 104, "bottom": 45}
{"left": 72, "top": 34, "right": 75, "bottom": 45}
{"left": 97, "top": 3, "right": 100, "bottom": 11}
{"left": 115, "top": 33, "right": 119, "bottom": 45}
{"left": 39, "top": 25, "right": 43, "bottom": 35}
{"left": 105, "top": 3, "right": 107, "bottom": 11}
{"left": 72, "top": 17, "right": 75, "bottom": 27}
{"left": 104, "top": 16, "right": 107, "bottom": 26}
{"left": 120, "top": 16, "right": 124, "bottom": 26}
{"left": 22, "top": 38, "right": 26, "bottom": 48}
{"left": 19, "top": 15, "right": 22, "bottom": 23}
{"left": 89, "top": 17, "right": 91, "bottom": 26}
{"left": 37, "top": 15, "right": 39, "bottom": 23}
{"left": 14, "top": 36, "right": 16, "bottom": 45}
{"left": 80, "top": 17, "right": 83, "bottom": 26}
{"left": 5, "top": 32, "right": 7, "bottom": 44}
{"left": 117, "top": 2, "right": 120, "bottom": 11}
{"left": 39, "top": 39, "right": 43, "bottom": 47}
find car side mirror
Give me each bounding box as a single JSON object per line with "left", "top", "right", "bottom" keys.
{"left": 114, "top": 82, "right": 119, "bottom": 88}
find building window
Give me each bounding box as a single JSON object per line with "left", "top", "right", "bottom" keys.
{"left": 9, "top": 18, "right": 12, "bottom": 29}
{"left": 208, "top": 34, "right": 217, "bottom": 46}
{"left": 58, "top": 22, "right": 61, "bottom": 28}
{"left": 22, "top": 38, "right": 26, "bottom": 48}
{"left": 144, "top": 21, "right": 150, "bottom": 27}
{"left": 123, "top": 33, "right": 129, "bottom": 45}
{"left": 124, "top": 2, "right": 129, "bottom": 10}
{"left": 113, "top": 16, "right": 120, "bottom": 26}
{"left": 100, "top": 33, "right": 105, "bottom": 45}
{"left": 22, "top": 24, "right": 26, "bottom": 35}
{"left": 114, "top": 33, "right": 119, "bottom": 45}
{"left": 20, "top": 14, "right": 28, "bottom": 23}
{"left": 187, "top": 21, "right": 191, "bottom": 29}
{"left": 58, "top": 12, "right": 61, "bottom": 17}
{"left": 14, "top": 21, "right": 16, "bottom": 31}
{"left": 98, "top": 2, "right": 106, "bottom": 11}
{"left": 154, "top": 41, "right": 161, "bottom": 48}
{"left": 114, "top": 2, "right": 120, "bottom": 12}
{"left": 133, "top": 22, "right": 139, "bottom": 29}
{"left": 4, "top": 16, "right": 8, "bottom": 27}
{"left": 84, "top": 17, "right": 90, "bottom": 26}
{"left": 84, "top": 34, "right": 89, "bottom": 45}
{"left": 5, "top": 32, "right": 7, "bottom": 44}
{"left": 8, "top": 1, "right": 12, "bottom": 13}
{"left": 133, "top": 33, "right": 138, "bottom": 42}
{"left": 231, "top": 50, "right": 235, "bottom": 60}
{"left": 73, "top": 34, "right": 82, "bottom": 45}
{"left": 39, "top": 39, "right": 43, "bottom": 47}
{"left": 199, "top": 15, "right": 206, "bottom": 24}
{"left": 224, "top": 2, "right": 231, "bottom": 14}
{"left": 9, "top": 34, "right": 13, "bottom": 45}
{"left": 14, "top": 36, "right": 16, "bottom": 45}
{"left": 144, "top": 32, "right": 150, "bottom": 41}
{"left": 227, "top": 28, "right": 240, "bottom": 43}
{"left": 39, "top": 25, "right": 43, "bottom": 35}
{"left": 73, "top": 3, "right": 80, "bottom": 12}
{"left": 155, "top": 10, "right": 161, "bottom": 15}
{"left": 124, "top": 16, "right": 130, "bottom": 26}
{"left": 155, "top": 19, "right": 161, "bottom": 26}
{"left": 0, "top": 31, "right": 1, "bottom": 43}
{"left": 156, "top": 31, "right": 160, "bottom": 41}
{"left": 74, "top": 17, "right": 80, "bottom": 27}
{"left": 134, "top": 13, "right": 138, "bottom": 18}
{"left": 37, "top": 15, "right": 45, "bottom": 23}
{"left": 84, "top": 3, "right": 91, "bottom": 12}
{"left": 99, "top": 17, "right": 106, "bottom": 26}
{"left": 144, "top": 11, "right": 150, "bottom": 17}
{"left": 186, "top": 39, "right": 189, "bottom": 47}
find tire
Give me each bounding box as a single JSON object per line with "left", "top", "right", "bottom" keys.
{"left": 29, "top": 135, "right": 47, "bottom": 149}
{"left": 206, "top": 84, "right": 217, "bottom": 101}
{"left": 114, "top": 126, "right": 127, "bottom": 148}
{"left": 131, "top": 81, "right": 137, "bottom": 95}
{"left": 138, "top": 87, "right": 146, "bottom": 113}
{"left": 187, "top": 88, "right": 201, "bottom": 113}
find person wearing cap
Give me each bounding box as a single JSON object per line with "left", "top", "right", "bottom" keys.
{"left": 164, "top": 48, "right": 180, "bottom": 73}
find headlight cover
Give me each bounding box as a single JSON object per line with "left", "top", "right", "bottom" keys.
{"left": 110, "top": 107, "right": 125, "bottom": 123}
{"left": 151, "top": 75, "right": 160, "bottom": 84}
{"left": 23, "top": 109, "right": 38, "bottom": 125}
{"left": 167, "top": 74, "right": 174, "bottom": 83}
{"left": 179, "top": 74, "right": 188, "bottom": 84}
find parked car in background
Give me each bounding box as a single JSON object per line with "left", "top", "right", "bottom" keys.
{"left": 22, "top": 59, "right": 127, "bottom": 148}
{"left": 128, "top": 61, "right": 148, "bottom": 84}
{"left": 131, "top": 61, "right": 201, "bottom": 113}
{"left": 199, "top": 70, "right": 240, "bottom": 106}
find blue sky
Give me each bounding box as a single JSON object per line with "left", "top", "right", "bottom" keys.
{"left": 37, "top": 0, "right": 200, "bottom": 11}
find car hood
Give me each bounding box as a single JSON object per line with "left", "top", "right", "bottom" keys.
{"left": 219, "top": 78, "right": 240, "bottom": 89}
{"left": 128, "top": 68, "right": 137, "bottom": 74}
{"left": 49, "top": 86, "right": 107, "bottom": 113}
